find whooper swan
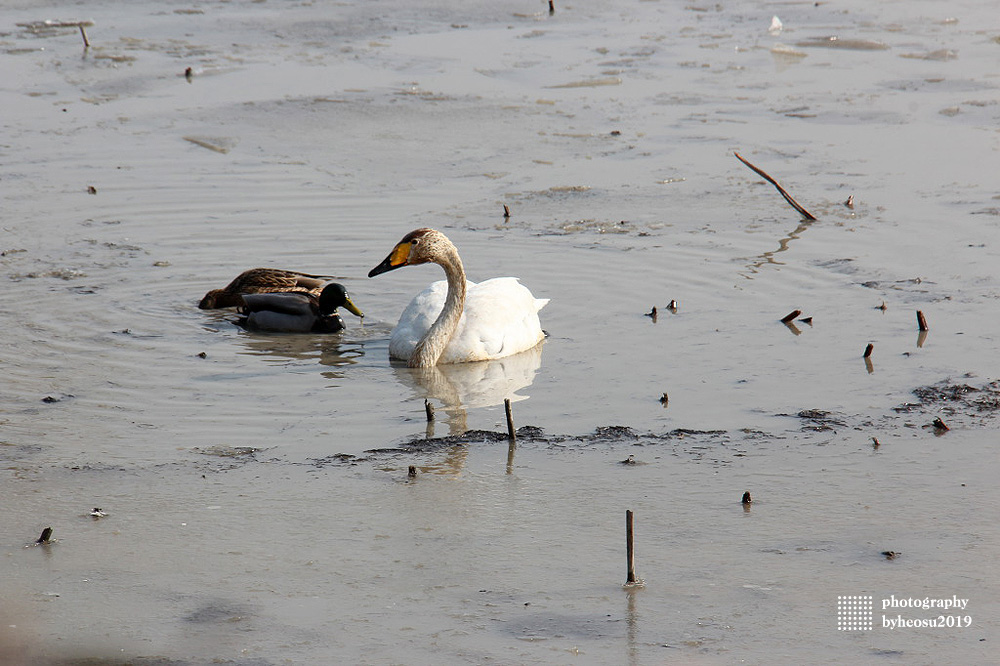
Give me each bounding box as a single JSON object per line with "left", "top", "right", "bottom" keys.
{"left": 368, "top": 228, "right": 547, "bottom": 367}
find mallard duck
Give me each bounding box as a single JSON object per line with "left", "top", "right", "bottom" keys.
{"left": 199, "top": 268, "right": 334, "bottom": 309}
{"left": 237, "top": 282, "right": 363, "bottom": 333}
{"left": 368, "top": 228, "right": 547, "bottom": 367}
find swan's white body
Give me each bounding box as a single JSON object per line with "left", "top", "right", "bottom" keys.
{"left": 369, "top": 228, "right": 548, "bottom": 367}
{"left": 389, "top": 277, "right": 547, "bottom": 364}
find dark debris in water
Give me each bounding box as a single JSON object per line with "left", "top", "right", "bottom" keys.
{"left": 780, "top": 409, "right": 848, "bottom": 432}
{"left": 363, "top": 425, "right": 735, "bottom": 465}
{"left": 194, "top": 445, "right": 262, "bottom": 459}
{"left": 366, "top": 428, "right": 516, "bottom": 455}
{"left": 896, "top": 378, "right": 1000, "bottom": 418}
{"left": 913, "top": 383, "right": 980, "bottom": 403}
{"left": 191, "top": 446, "right": 271, "bottom": 471}
{"left": 593, "top": 425, "right": 639, "bottom": 441}
{"left": 307, "top": 452, "right": 358, "bottom": 468}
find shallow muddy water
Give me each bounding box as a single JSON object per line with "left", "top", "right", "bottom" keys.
{"left": 2, "top": 0, "right": 999, "bottom": 663}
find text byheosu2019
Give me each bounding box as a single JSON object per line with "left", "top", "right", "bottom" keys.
{"left": 882, "top": 615, "right": 973, "bottom": 630}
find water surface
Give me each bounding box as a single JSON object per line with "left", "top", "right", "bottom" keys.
{"left": 2, "top": 0, "right": 998, "bottom": 663}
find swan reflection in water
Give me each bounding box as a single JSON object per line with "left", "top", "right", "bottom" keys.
{"left": 229, "top": 321, "right": 543, "bottom": 470}
{"left": 392, "top": 342, "right": 544, "bottom": 436}
{"left": 390, "top": 342, "right": 544, "bottom": 477}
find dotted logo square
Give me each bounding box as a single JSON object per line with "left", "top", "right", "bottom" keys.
{"left": 837, "top": 595, "right": 873, "bottom": 631}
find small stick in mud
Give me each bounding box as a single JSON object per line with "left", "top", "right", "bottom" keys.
{"left": 79, "top": 23, "right": 90, "bottom": 48}
{"left": 780, "top": 309, "right": 801, "bottom": 324}
{"left": 424, "top": 399, "right": 435, "bottom": 422}
{"left": 504, "top": 398, "right": 516, "bottom": 442}
{"left": 931, "top": 417, "right": 949, "bottom": 432}
{"left": 733, "top": 152, "right": 817, "bottom": 221}
{"left": 36, "top": 527, "right": 54, "bottom": 544}
{"left": 881, "top": 550, "right": 900, "bottom": 560}
{"left": 503, "top": 204, "right": 511, "bottom": 219}
{"left": 549, "top": 0, "right": 555, "bottom": 15}
{"left": 408, "top": 465, "right": 417, "bottom": 478}
{"left": 845, "top": 195, "right": 854, "bottom": 209}
{"left": 863, "top": 343, "right": 874, "bottom": 358}
{"left": 916, "top": 310, "right": 928, "bottom": 332}
{"left": 185, "top": 67, "right": 193, "bottom": 82}
{"left": 625, "top": 510, "right": 640, "bottom": 586}
{"left": 741, "top": 491, "right": 752, "bottom": 505}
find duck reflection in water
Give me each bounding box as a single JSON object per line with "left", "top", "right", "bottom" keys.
{"left": 233, "top": 332, "right": 365, "bottom": 379}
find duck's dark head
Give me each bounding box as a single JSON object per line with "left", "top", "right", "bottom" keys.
{"left": 318, "top": 283, "right": 364, "bottom": 318}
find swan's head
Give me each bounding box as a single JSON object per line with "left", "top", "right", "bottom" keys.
{"left": 368, "top": 228, "right": 449, "bottom": 277}
{"left": 318, "top": 283, "right": 364, "bottom": 318}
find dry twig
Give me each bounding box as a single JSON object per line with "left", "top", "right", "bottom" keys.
{"left": 734, "top": 152, "right": 817, "bottom": 220}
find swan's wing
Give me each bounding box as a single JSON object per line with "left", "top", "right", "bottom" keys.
{"left": 443, "top": 277, "right": 547, "bottom": 363}
{"left": 388, "top": 278, "right": 547, "bottom": 363}
{"left": 388, "top": 280, "right": 451, "bottom": 361}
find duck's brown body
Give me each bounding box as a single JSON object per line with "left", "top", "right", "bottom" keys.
{"left": 199, "top": 268, "right": 333, "bottom": 309}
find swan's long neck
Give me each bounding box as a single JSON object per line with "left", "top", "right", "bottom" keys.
{"left": 409, "top": 240, "right": 466, "bottom": 368}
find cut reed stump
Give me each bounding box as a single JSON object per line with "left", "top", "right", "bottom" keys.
{"left": 625, "top": 510, "right": 637, "bottom": 585}
{"left": 504, "top": 398, "right": 516, "bottom": 442}
{"left": 780, "top": 309, "right": 801, "bottom": 324}
{"left": 917, "top": 310, "right": 928, "bottom": 332}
